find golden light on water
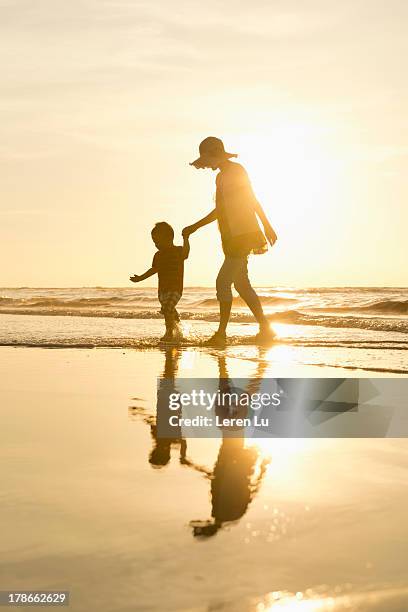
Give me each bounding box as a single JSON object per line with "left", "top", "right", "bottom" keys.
{"left": 254, "top": 586, "right": 408, "bottom": 611}
{"left": 246, "top": 436, "right": 314, "bottom": 486}
{"left": 247, "top": 437, "right": 312, "bottom": 458}
{"left": 272, "top": 324, "right": 305, "bottom": 339}
{"left": 266, "top": 343, "right": 298, "bottom": 366}
{"left": 256, "top": 591, "right": 335, "bottom": 611}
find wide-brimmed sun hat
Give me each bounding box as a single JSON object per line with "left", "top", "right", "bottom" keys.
{"left": 190, "top": 136, "right": 237, "bottom": 168}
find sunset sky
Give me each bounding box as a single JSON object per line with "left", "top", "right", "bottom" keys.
{"left": 1, "top": 0, "right": 407, "bottom": 287}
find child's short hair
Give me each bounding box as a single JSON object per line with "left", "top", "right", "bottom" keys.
{"left": 151, "top": 222, "right": 174, "bottom": 239}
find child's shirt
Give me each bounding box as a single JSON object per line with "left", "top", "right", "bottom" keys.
{"left": 152, "top": 246, "right": 185, "bottom": 294}
{"left": 215, "top": 162, "right": 267, "bottom": 257}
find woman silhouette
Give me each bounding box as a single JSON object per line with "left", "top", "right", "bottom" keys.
{"left": 183, "top": 137, "right": 278, "bottom": 348}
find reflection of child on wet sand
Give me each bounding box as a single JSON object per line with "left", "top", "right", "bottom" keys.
{"left": 147, "top": 347, "right": 188, "bottom": 468}
{"left": 148, "top": 427, "right": 187, "bottom": 468}
{"left": 130, "top": 222, "right": 190, "bottom": 343}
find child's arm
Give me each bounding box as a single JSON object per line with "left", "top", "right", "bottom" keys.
{"left": 182, "top": 234, "right": 190, "bottom": 259}
{"left": 129, "top": 267, "right": 157, "bottom": 283}
{"left": 182, "top": 208, "right": 217, "bottom": 238}
{"left": 253, "top": 200, "right": 278, "bottom": 246}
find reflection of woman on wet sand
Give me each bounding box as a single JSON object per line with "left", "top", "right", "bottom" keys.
{"left": 189, "top": 356, "right": 270, "bottom": 538}
{"left": 190, "top": 437, "right": 269, "bottom": 538}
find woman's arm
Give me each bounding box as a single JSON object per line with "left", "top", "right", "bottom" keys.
{"left": 182, "top": 208, "right": 217, "bottom": 237}
{"left": 254, "top": 200, "right": 278, "bottom": 246}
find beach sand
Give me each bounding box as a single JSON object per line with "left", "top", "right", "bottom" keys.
{"left": 1, "top": 346, "right": 408, "bottom": 611}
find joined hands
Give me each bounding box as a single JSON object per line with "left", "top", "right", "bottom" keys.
{"left": 182, "top": 226, "right": 195, "bottom": 238}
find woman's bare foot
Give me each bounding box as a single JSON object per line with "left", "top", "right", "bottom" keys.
{"left": 203, "top": 332, "right": 227, "bottom": 349}
{"left": 255, "top": 324, "right": 275, "bottom": 345}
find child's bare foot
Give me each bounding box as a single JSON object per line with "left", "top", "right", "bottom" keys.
{"left": 172, "top": 322, "right": 183, "bottom": 341}
{"left": 160, "top": 331, "right": 174, "bottom": 342}
{"left": 159, "top": 327, "right": 184, "bottom": 344}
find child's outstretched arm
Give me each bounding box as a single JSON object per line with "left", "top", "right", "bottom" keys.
{"left": 130, "top": 267, "right": 157, "bottom": 283}
{"left": 182, "top": 208, "right": 217, "bottom": 238}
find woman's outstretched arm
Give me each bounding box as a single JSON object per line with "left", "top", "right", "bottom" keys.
{"left": 182, "top": 208, "right": 217, "bottom": 237}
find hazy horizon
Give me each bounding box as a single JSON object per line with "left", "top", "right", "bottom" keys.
{"left": 2, "top": 0, "right": 407, "bottom": 287}
{"left": 1, "top": 284, "right": 407, "bottom": 289}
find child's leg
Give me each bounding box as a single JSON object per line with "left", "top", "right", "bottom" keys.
{"left": 160, "top": 292, "right": 181, "bottom": 338}
{"left": 164, "top": 312, "right": 176, "bottom": 335}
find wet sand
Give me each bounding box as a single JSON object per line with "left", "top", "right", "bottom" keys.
{"left": 1, "top": 346, "right": 407, "bottom": 611}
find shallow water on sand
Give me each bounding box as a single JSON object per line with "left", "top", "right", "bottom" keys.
{"left": 1, "top": 314, "right": 408, "bottom": 374}
{"left": 1, "top": 347, "right": 407, "bottom": 611}
{"left": 1, "top": 286, "right": 408, "bottom": 376}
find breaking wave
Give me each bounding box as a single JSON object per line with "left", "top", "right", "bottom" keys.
{"left": 1, "top": 305, "right": 407, "bottom": 333}
{"left": 0, "top": 295, "right": 158, "bottom": 308}
{"left": 196, "top": 296, "right": 295, "bottom": 307}
{"left": 358, "top": 299, "right": 408, "bottom": 314}
{"left": 313, "top": 299, "right": 408, "bottom": 316}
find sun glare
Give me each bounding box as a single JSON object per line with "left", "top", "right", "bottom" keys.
{"left": 246, "top": 437, "right": 313, "bottom": 482}
{"left": 231, "top": 121, "right": 342, "bottom": 245}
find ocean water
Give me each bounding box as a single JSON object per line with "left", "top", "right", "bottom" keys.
{"left": 1, "top": 286, "right": 408, "bottom": 374}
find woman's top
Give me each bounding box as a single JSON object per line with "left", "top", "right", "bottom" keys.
{"left": 215, "top": 162, "right": 267, "bottom": 257}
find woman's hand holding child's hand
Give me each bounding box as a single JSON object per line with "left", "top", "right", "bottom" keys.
{"left": 182, "top": 226, "right": 194, "bottom": 238}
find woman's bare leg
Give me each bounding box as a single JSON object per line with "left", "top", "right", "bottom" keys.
{"left": 215, "top": 257, "right": 236, "bottom": 335}
{"left": 234, "top": 259, "right": 270, "bottom": 331}
{"left": 217, "top": 301, "right": 232, "bottom": 335}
